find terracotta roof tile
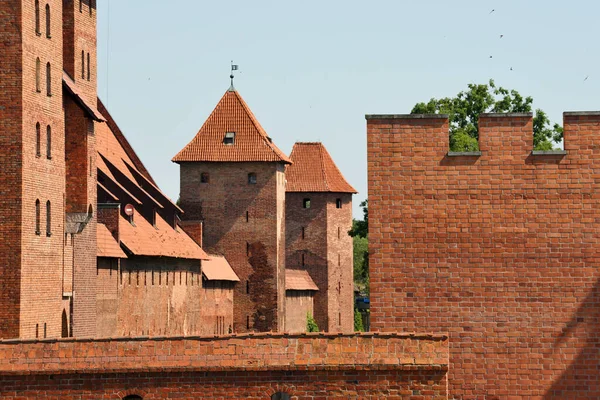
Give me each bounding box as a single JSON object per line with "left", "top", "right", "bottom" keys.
{"left": 172, "top": 89, "right": 291, "bottom": 164}
{"left": 202, "top": 255, "right": 240, "bottom": 282}
{"left": 285, "top": 269, "right": 319, "bottom": 291}
{"left": 62, "top": 73, "right": 105, "bottom": 122}
{"left": 286, "top": 142, "right": 357, "bottom": 193}
{"left": 119, "top": 213, "right": 208, "bottom": 260}
{"left": 97, "top": 223, "right": 127, "bottom": 258}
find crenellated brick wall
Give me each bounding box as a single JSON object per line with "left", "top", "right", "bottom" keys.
{"left": 367, "top": 112, "right": 600, "bottom": 399}
{"left": 0, "top": 332, "right": 449, "bottom": 399}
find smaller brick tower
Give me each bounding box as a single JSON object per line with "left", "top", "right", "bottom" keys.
{"left": 173, "top": 86, "right": 291, "bottom": 333}
{"left": 285, "top": 143, "right": 356, "bottom": 333}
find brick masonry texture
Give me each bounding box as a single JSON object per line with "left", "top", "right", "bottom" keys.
{"left": 285, "top": 290, "right": 315, "bottom": 333}
{"left": 180, "top": 161, "right": 286, "bottom": 333}
{"left": 0, "top": 333, "right": 449, "bottom": 399}
{"left": 286, "top": 192, "right": 354, "bottom": 333}
{"left": 367, "top": 112, "right": 600, "bottom": 399}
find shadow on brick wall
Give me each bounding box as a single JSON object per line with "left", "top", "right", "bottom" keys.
{"left": 544, "top": 276, "right": 600, "bottom": 399}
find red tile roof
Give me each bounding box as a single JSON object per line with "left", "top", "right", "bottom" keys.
{"left": 286, "top": 142, "right": 357, "bottom": 193}
{"left": 63, "top": 73, "right": 105, "bottom": 122}
{"left": 172, "top": 89, "right": 292, "bottom": 164}
{"left": 285, "top": 269, "right": 319, "bottom": 291}
{"left": 119, "top": 213, "right": 208, "bottom": 260}
{"left": 97, "top": 223, "right": 127, "bottom": 258}
{"left": 202, "top": 255, "right": 240, "bottom": 282}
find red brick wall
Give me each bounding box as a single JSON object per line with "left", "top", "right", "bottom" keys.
{"left": 20, "top": 0, "right": 66, "bottom": 340}
{"left": 285, "top": 290, "right": 314, "bottom": 333}
{"left": 200, "top": 280, "right": 235, "bottom": 335}
{"left": 0, "top": 1, "right": 24, "bottom": 339}
{"left": 367, "top": 112, "right": 600, "bottom": 399}
{"left": 180, "top": 162, "right": 286, "bottom": 333}
{"left": 326, "top": 193, "right": 353, "bottom": 333}
{"left": 286, "top": 192, "right": 354, "bottom": 332}
{"left": 104, "top": 257, "right": 203, "bottom": 337}
{"left": 0, "top": 333, "right": 449, "bottom": 399}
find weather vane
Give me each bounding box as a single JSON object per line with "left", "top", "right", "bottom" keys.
{"left": 229, "top": 61, "right": 239, "bottom": 91}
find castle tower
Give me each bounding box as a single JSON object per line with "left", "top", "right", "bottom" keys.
{"left": 0, "top": 0, "right": 101, "bottom": 339}
{"left": 285, "top": 143, "right": 356, "bottom": 333}
{"left": 173, "top": 87, "right": 291, "bottom": 333}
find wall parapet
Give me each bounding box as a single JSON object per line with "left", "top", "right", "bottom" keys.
{"left": 0, "top": 332, "right": 448, "bottom": 375}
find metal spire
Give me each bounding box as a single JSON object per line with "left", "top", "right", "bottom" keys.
{"left": 229, "top": 61, "right": 239, "bottom": 91}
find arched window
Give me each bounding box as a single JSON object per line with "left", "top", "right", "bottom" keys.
{"left": 35, "top": 0, "right": 40, "bottom": 35}
{"left": 46, "top": 200, "right": 51, "bottom": 236}
{"left": 45, "top": 4, "right": 51, "bottom": 38}
{"left": 61, "top": 309, "right": 68, "bottom": 338}
{"left": 46, "top": 62, "right": 51, "bottom": 96}
{"left": 46, "top": 125, "right": 51, "bottom": 159}
{"left": 35, "top": 199, "right": 41, "bottom": 235}
{"left": 271, "top": 393, "right": 290, "bottom": 400}
{"left": 36, "top": 58, "right": 41, "bottom": 92}
{"left": 87, "top": 52, "right": 90, "bottom": 81}
{"left": 35, "top": 122, "right": 41, "bottom": 156}
{"left": 81, "top": 50, "right": 85, "bottom": 79}
{"left": 123, "top": 396, "right": 143, "bottom": 400}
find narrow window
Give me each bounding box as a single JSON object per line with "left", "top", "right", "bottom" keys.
{"left": 223, "top": 131, "right": 235, "bottom": 145}
{"left": 43, "top": 323, "right": 47, "bottom": 338}
{"left": 89, "top": 0, "right": 94, "bottom": 16}
{"left": 46, "top": 125, "right": 51, "bottom": 159}
{"left": 246, "top": 242, "right": 250, "bottom": 256}
{"left": 159, "top": 268, "right": 162, "bottom": 285}
{"left": 302, "top": 253, "right": 305, "bottom": 266}
{"left": 246, "top": 280, "right": 249, "bottom": 294}
{"left": 35, "top": 123, "right": 41, "bottom": 157}
{"left": 45, "top": 4, "right": 50, "bottom": 38}
{"left": 46, "top": 200, "right": 51, "bottom": 236}
{"left": 303, "top": 198, "right": 311, "bottom": 209}
{"left": 35, "top": 324, "right": 39, "bottom": 338}
{"left": 301, "top": 226, "right": 305, "bottom": 239}
{"left": 338, "top": 253, "right": 340, "bottom": 266}
{"left": 246, "top": 210, "right": 249, "bottom": 222}
{"left": 246, "top": 315, "right": 250, "bottom": 330}
{"left": 89, "top": 156, "right": 92, "bottom": 176}
{"left": 46, "top": 62, "right": 51, "bottom": 96}
{"left": 200, "top": 172, "right": 209, "bottom": 183}
{"left": 79, "top": 0, "right": 82, "bottom": 12}
{"left": 35, "top": 0, "right": 40, "bottom": 35}
{"left": 35, "top": 200, "right": 41, "bottom": 235}
{"left": 87, "top": 52, "right": 90, "bottom": 81}
{"left": 339, "top": 312, "right": 341, "bottom": 326}
{"left": 336, "top": 198, "right": 342, "bottom": 209}
{"left": 337, "top": 226, "right": 340, "bottom": 239}
{"left": 151, "top": 270, "right": 154, "bottom": 285}
{"left": 36, "top": 58, "right": 41, "bottom": 92}
{"left": 248, "top": 173, "right": 257, "bottom": 184}
{"left": 81, "top": 50, "right": 85, "bottom": 79}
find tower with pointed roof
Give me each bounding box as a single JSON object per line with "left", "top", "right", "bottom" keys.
{"left": 285, "top": 142, "right": 356, "bottom": 333}
{"left": 173, "top": 87, "right": 291, "bottom": 333}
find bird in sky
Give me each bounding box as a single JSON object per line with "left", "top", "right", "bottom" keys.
{"left": 500, "top": 34, "right": 504, "bottom": 38}
{"left": 490, "top": 55, "right": 493, "bottom": 59}
{"left": 584, "top": 76, "right": 589, "bottom": 81}
{"left": 489, "top": 9, "right": 495, "bottom": 14}
{"left": 510, "top": 67, "right": 513, "bottom": 71}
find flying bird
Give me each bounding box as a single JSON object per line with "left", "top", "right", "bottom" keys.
{"left": 490, "top": 55, "right": 493, "bottom": 59}
{"left": 510, "top": 67, "right": 513, "bottom": 71}
{"left": 489, "top": 9, "right": 495, "bottom": 14}
{"left": 584, "top": 76, "right": 589, "bottom": 81}
{"left": 500, "top": 34, "right": 504, "bottom": 38}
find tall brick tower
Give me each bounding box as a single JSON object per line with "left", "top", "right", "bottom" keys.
{"left": 0, "top": 0, "right": 101, "bottom": 339}
{"left": 173, "top": 86, "right": 291, "bottom": 333}
{"left": 285, "top": 143, "right": 356, "bottom": 333}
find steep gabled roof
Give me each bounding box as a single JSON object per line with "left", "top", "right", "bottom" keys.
{"left": 63, "top": 73, "right": 105, "bottom": 122}
{"left": 286, "top": 142, "right": 357, "bottom": 193}
{"left": 172, "top": 89, "right": 291, "bottom": 164}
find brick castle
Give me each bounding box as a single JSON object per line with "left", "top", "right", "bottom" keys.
{"left": 0, "top": 1, "right": 598, "bottom": 399}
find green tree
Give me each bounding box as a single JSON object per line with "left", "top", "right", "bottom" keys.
{"left": 349, "top": 200, "right": 369, "bottom": 294}
{"left": 411, "top": 79, "right": 563, "bottom": 151}
{"left": 354, "top": 309, "right": 364, "bottom": 332}
{"left": 306, "top": 313, "right": 319, "bottom": 332}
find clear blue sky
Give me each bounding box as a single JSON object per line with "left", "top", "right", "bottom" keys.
{"left": 97, "top": 0, "right": 600, "bottom": 218}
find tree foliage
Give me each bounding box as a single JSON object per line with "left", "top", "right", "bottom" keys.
{"left": 411, "top": 79, "right": 563, "bottom": 151}
{"left": 306, "top": 313, "right": 319, "bottom": 332}
{"left": 354, "top": 309, "right": 364, "bottom": 332}
{"left": 349, "top": 200, "right": 369, "bottom": 294}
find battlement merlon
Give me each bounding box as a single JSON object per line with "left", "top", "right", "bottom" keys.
{"left": 366, "top": 111, "right": 600, "bottom": 159}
